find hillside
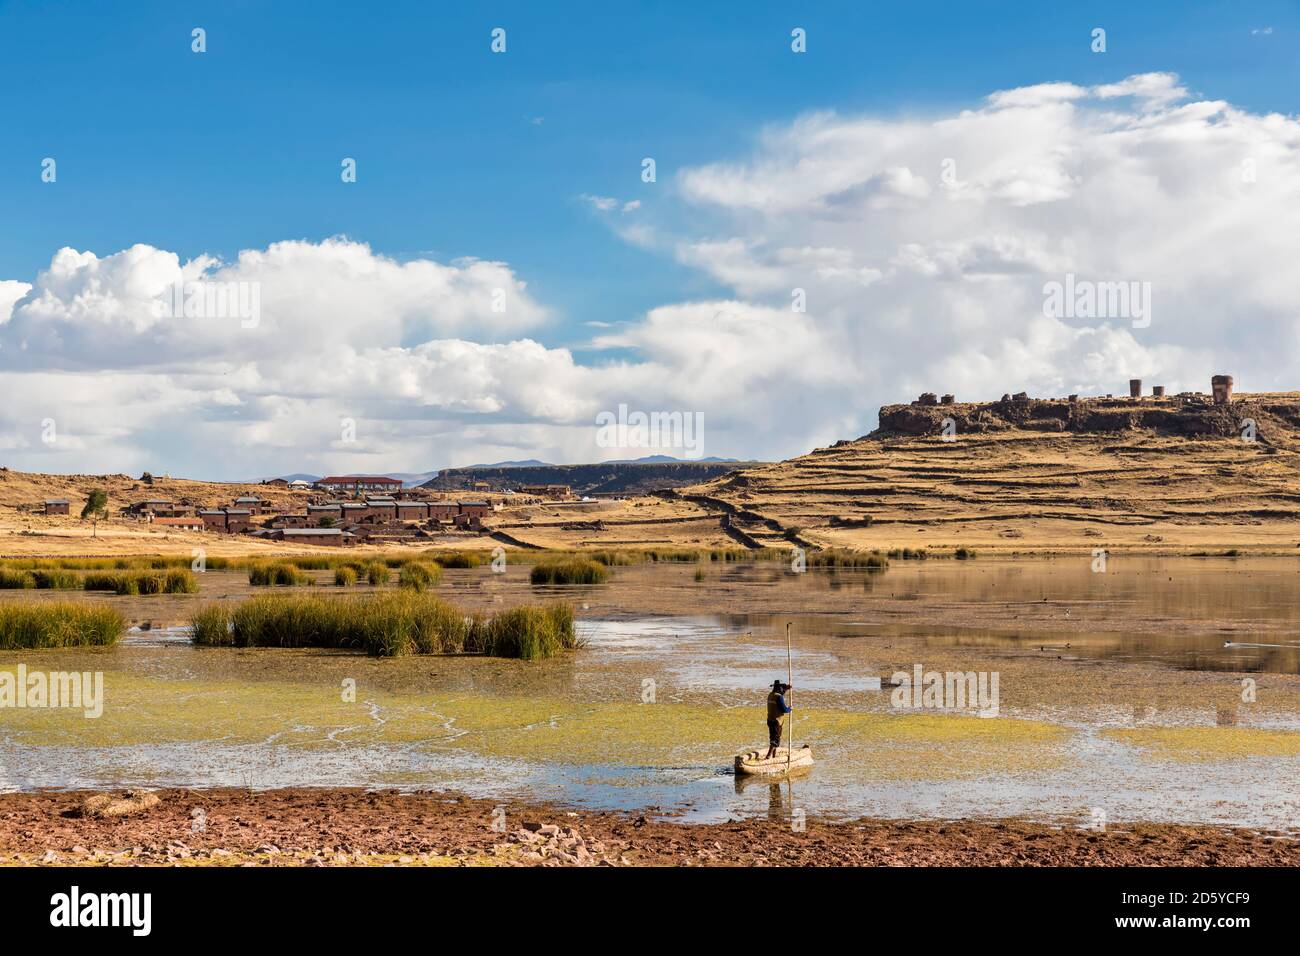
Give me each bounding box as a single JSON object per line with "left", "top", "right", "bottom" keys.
{"left": 423, "top": 460, "right": 763, "bottom": 496}
{"left": 673, "top": 391, "right": 1300, "bottom": 555}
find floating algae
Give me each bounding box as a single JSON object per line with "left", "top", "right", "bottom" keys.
{"left": 1103, "top": 725, "right": 1300, "bottom": 762}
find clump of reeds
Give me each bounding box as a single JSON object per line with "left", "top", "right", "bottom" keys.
{"left": 248, "top": 563, "right": 311, "bottom": 586}
{"left": 365, "top": 562, "right": 391, "bottom": 586}
{"left": 529, "top": 558, "right": 610, "bottom": 585}
{"left": 30, "top": 569, "right": 82, "bottom": 590}
{"left": 477, "top": 604, "right": 577, "bottom": 660}
{"left": 334, "top": 566, "right": 358, "bottom": 586}
{"left": 398, "top": 561, "right": 442, "bottom": 592}
{"left": 885, "top": 548, "right": 928, "bottom": 560}
{"left": 954, "top": 548, "right": 977, "bottom": 560}
{"left": 430, "top": 551, "right": 483, "bottom": 569}
{"left": 84, "top": 569, "right": 200, "bottom": 595}
{"left": 0, "top": 569, "right": 36, "bottom": 589}
{"left": 0, "top": 602, "right": 124, "bottom": 648}
{"left": 188, "top": 592, "right": 574, "bottom": 659}
{"left": 189, "top": 604, "right": 233, "bottom": 645}
{"left": 807, "top": 549, "right": 889, "bottom": 569}
{"left": 586, "top": 550, "right": 637, "bottom": 567}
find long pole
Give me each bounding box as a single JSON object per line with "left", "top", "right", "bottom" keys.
{"left": 785, "top": 621, "right": 793, "bottom": 772}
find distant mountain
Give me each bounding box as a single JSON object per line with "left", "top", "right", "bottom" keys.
{"left": 385, "top": 471, "right": 443, "bottom": 488}
{"left": 269, "top": 473, "right": 320, "bottom": 483}
{"left": 605, "top": 455, "right": 742, "bottom": 464}
{"left": 458, "top": 459, "right": 552, "bottom": 469}
{"left": 422, "top": 459, "right": 766, "bottom": 496}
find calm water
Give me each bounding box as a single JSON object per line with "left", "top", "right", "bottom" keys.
{"left": 2, "top": 557, "right": 1298, "bottom": 829}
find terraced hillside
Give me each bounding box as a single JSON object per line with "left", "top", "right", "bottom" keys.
{"left": 678, "top": 392, "right": 1300, "bottom": 556}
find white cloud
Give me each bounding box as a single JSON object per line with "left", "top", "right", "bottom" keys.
{"left": 4, "top": 72, "right": 1299, "bottom": 477}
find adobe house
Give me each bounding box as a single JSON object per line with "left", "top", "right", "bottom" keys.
{"left": 270, "top": 528, "right": 357, "bottom": 547}
{"left": 340, "top": 502, "right": 371, "bottom": 521}
{"left": 233, "top": 496, "right": 264, "bottom": 515}
{"left": 314, "top": 475, "right": 403, "bottom": 494}
{"left": 43, "top": 498, "right": 70, "bottom": 516}
{"left": 396, "top": 501, "right": 429, "bottom": 521}
{"left": 266, "top": 513, "right": 311, "bottom": 529}
{"left": 307, "top": 503, "right": 343, "bottom": 526}
{"left": 153, "top": 516, "right": 204, "bottom": 531}
{"left": 223, "top": 508, "right": 253, "bottom": 533}
{"left": 457, "top": 501, "right": 491, "bottom": 519}
{"left": 1212, "top": 374, "right": 1234, "bottom": 405}
{"left": 262, "top": 478, "right": 289, "bottom": 487}
{"left": 128, "top": 498, "right": 174, "bottom": 517}
{"left": 428, "top": 502, "right": 459, "bottom": 521}
{"left": 199, "top": 509, "right": 228, "bottom": 532}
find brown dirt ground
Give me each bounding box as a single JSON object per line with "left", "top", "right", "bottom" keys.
{"left": 1, "top": 788, "right": 1294, "bottom": 867}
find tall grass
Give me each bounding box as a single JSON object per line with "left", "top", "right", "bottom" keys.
{"left": 83, "top": 569, "right": 199, "bottom": 595}
{"left": 189, "top": 604, "right": 233, "bottom": 645}
{"left": 477, "top": 604, "right": 577, "bottom": 660}
{"left": 29, "top": 569, "right": 82, "bottom": 590}
{"left": 431, "top": 551, "right": 484, "bottom": 569}
{"left": 0, "top": 555, "right": 233, "bottom": 572}
{"left": 0, "top": 569, "right": 36, "bottom": 589}
{"left": 0, "top": 602, "right": 125, "bottom": 648}
{"left": 807, "top": 549, "right": 889, "bottom": 569}
{"left": 530, "top": 559, "right": 610, "bottom": 585}
{"left": 248, "top": 563, "right": 312, "bottom": 586}
{"left": 189, "top": 592, "right": 574, "bottom": 659}
{"left": 398, "top": 561, "right": 442, "bottom": 591}
{"left": 365, "top": 562, "right": 391, "bottom": 586}
{"left": 334, "top": 566, "right": 358, "bottom": 586}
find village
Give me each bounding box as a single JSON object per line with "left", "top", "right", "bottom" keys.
{"left": 33, "top": 475, "right": 578, "bottom": 547}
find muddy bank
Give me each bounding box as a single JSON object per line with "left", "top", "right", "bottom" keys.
{"left": 0, "top": 788, "right": 1294, "bottom": 867}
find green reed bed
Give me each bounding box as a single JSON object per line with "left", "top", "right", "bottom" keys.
{"left": 529, "top": 558, "right": 610, "bottom": 585}
{"left": 189, "top": 592, "right": 575, "bottom": 660}
{"left": 429, "top": 550, "right": 484, "bottom": 569}
{"left": 397, "top": 561, "right": 442, "bottom": 591}
{"left": 83, "top": 569, "right": 199, "bottom": 595}
{"left": 0, "top": 602, "right": 125, "bottom": 649}
{"left": 807, "top": 548, "right": 890, "bottom": 569}
{"left": 29, "top": 569, "right": 83, "bottom": 590}
{"left": 477, "top": 604, "right": 577, "bottom": 660}
{"left": 0, "top": 555, "right": 232, "bottom": 572}
{"left": 0, "top": 569, "right": 36, "bottom": 589}
{"left": 247, "top": 563, "right": 313, "bottom": 586}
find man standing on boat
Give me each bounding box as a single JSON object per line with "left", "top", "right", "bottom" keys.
{"left": 765, "top": 679, "right": 792, "bottom": 759}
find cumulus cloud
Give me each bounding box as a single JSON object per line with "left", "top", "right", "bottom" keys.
{"left": 4, "top": 72, "right": 1299, "bottom": 477}
{"left": 668, "top": 71, "right": 1300, "bottom": 431}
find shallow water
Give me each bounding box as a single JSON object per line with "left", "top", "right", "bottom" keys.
{"left": 2, "top": 557, "right": 1298, "bottom": 829}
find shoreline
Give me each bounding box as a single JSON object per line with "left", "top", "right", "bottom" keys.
{"left": 1, "top": 788, "right": 1295, "bottom": 867}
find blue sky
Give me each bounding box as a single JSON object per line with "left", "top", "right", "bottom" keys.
{"left": 3, "top": 0, "right": 1294, "bottom": 339}
{"left": 0, "top": 2, "right": 1296, "bottom": 477}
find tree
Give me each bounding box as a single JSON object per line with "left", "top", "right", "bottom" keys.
{"left": 81, "top": 489, "right": 108, "bottom": 538}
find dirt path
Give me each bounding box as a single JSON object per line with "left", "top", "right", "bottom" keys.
{"left": 1, "top": 788, "right": 1293, "bottom": 867}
